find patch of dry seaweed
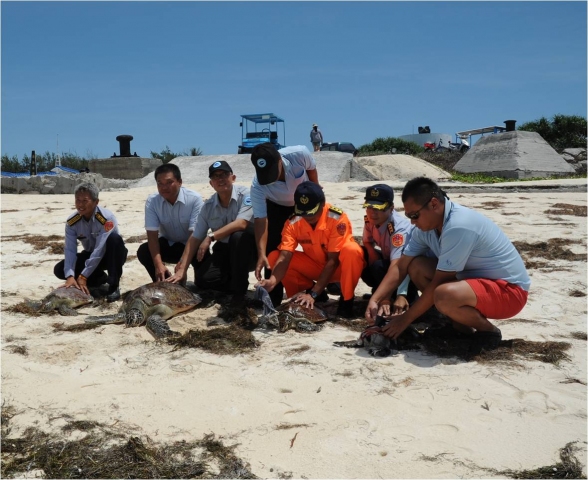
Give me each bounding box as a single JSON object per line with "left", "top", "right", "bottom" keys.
{"left": 167, "top": 325, "right": 259, "bottom": 355}
{"left": 544, "top": 203, "right": 587, "bottom": 217}
{"left": 52, "top": 322, "right": 102, "bottom": 333}
{"left": 496, "top": 441, "right": 586, "bottom": 479}
{"left": 4, "top": 234, "right": 64, "bottom": 254}
{"left": 569, "top": 289, "right": 587, "bottom": 297}
{"left": 513, "top": 238, "right": 586, "bottom": 266}
{"left": 478, "top": 201, "right": 506, "bottom": 209}
{"left": 4, "top": 345, "right": 28, "bottom": 356}
{"left": 570, "top": 331, "right": 587, "bottom": 341}
{"left": 124, "top": 234, "right": 148, "bottom": 243}
{"left": 274, "top": 423, "right": 314, "bottom": 430}
{"left": 5, "top": 302, "right": 43, "bottom": 316}
{"left": 1, "top": 415, "right": 256, "bottom": 479}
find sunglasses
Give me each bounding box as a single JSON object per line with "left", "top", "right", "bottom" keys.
{"left": 405, "top": 196, "right": 433, "bottom": 220}
{"left": 210, "top": 171, "right": 231, "bottom": 180}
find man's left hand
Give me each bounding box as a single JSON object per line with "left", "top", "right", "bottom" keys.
{"left": 381, "top": 313, "right": 412, "bottom": 339}
{"left": 292, "top": 292, "right": 314, "bottom": 309}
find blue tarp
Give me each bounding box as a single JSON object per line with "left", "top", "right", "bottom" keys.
{"left": 1, "top": 165, "right": 80, "bottom": 177}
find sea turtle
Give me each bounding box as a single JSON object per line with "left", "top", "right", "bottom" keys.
{"left": 28, "top": 287, "right": 94, "bottom": 316}
{"left": 334, "top": 324, "right": 398, "bottom": 357}
{"left": 255, "top": 286, "right": 327, "bottom": 333}
{"left": 84, "top": 282, "right": 202, "bottom": 339}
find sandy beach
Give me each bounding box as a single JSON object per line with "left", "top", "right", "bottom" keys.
{"left": 1, "top": 165, "right": 586, "bottom": 478}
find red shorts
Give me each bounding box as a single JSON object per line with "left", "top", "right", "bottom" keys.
{"left": 465, "top": 279, "right": 528, "bottom": 319}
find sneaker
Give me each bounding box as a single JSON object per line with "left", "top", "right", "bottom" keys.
{"left": 336, "top": 297, "right": 355, "bottom": 319}
{"left": 106, "top": 287, "right": 121, "bottom": 303}
{"left": 468, "top": 328, "right": 502, "bottom": 356}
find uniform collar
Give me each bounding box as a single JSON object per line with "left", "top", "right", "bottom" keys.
{"left": 212, "top": 185, "right": 237, "bottom": 208}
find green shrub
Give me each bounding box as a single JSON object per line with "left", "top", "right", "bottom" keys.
{"left": 518, "top": 114, "right": 587, "bottom": 153}
{"left": 358, "top": 137, "right": 424, "bottom": 156}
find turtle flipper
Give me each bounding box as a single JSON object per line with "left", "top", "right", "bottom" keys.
{"left": 58, "top": 305, "right": 79, "bottom": 316}
{"left": 85, "top": 313, "right": 125, "bottom": 325}
{"left": 295, "top": 320, "right": 322, "bottom": 333}
{"left": 146, "top": 315, "right": 180, "bottom": 340}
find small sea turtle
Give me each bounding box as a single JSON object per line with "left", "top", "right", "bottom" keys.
{"left": 29, "top": 287, "right": 94, "bottom": 316}
{"left": 334, "top": 324, "right": 398, "bottom": 357}
{"left": 85, "top": 282, "right": 201, "bottom": 339}
{"left": 255, "top": 286, "right": 327, "bottom": 333}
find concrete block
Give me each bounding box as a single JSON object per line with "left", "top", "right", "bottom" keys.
{"left": 89, "top": 157, "right": 162, "bottom": 180}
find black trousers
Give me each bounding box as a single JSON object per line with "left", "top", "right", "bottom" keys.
{"left": 137, "top": 237, "right": 206, "bottom": 282}
{"left": 361, "top": 248, "right": 419, "bottom": 303}
{"left": 195, "top": 231, "right": 258, "bottom": 295}
{"left": 266, "top": 200, "right": 295, "bottom": 305}
{"left": 54, "top": 232, "right": 128, "bottom": 289}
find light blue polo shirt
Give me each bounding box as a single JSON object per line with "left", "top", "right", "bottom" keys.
{"left": 192, "top": 184, "right": 254, "bottom": 243}
{"left": 403, "top": 198, "right": 531, "bottom": 291}
{"left": 250, "top": 145, "right": 317, "bottom": 218}
{"left": 145, "top": 187, "right": 203, "bottom": 245}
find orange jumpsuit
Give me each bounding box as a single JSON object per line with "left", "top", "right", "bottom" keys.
{"left": 268, "top": 203, "right": 366, "bottom": 301}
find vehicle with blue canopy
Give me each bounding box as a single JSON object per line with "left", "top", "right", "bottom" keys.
{"left": 238, "top": 113, "right": 286, "bottom": 154}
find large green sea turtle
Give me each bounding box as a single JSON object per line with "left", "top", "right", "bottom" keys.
{"left": 28, "top": 287, "right": 94, "bottom": 316}
{"left": 255, "top": 286, "right": 327, "bottom": 332}
{"left": 84, "top": 282, "right": 202, "bottom": 339}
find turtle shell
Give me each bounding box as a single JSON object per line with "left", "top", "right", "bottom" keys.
{"left": 40, "top": 287, "right": 94, "bottom": 312}
{"left": 276, "top": 302, "right": 327, "bottom": 323}
{"left": 120, "top": 282, "right": 201, "bottom": 319}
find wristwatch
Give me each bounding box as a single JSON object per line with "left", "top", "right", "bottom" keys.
{"left": 307, "top": 289, "right": 318, "bottom": 300}
{"left": 208, "top": 232, "right": 215, "bottom": 241}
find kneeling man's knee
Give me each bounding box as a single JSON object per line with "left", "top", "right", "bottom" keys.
{"left": 433, "top": 283, "right": 458, "bottom": 313}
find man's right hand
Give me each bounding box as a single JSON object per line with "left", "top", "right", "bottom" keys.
{"left": 62, "top": 276, "right": 79, "bottom": 289}
{"left": 165, "top": 269, "right": 187, "bottom": 285}
{"left": 155, "top": 264, "right": 171, "bottom": 282}
{"left": 256, "top": 276, "right": 276, "bottom": 292}
{"left": 365, "top": 298, "right": 381, "bottom": 325}
{"left": 255, "top": 255, "right": 269, "bottom": 281}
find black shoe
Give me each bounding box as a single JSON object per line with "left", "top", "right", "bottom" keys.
{"left": 468, "top": 328, "right": 502, "bottom": 356}
{"left": 326, "top": 282, "right": 342, "bottom": 296}
{"left": 88, "top": 271, "right": 108, "bottom": 287}
{"left": 229, "top": 294, "right": 246, "bottom": 309}
{"left": 336, "top": 297, "right": 355, "bottom": 319}
{"left": 106, "top": 287, "right": 121, "bottom": 303}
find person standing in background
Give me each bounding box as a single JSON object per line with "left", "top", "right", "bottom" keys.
{"left": 310, "top": 124, "right": 323, "bottom": 152}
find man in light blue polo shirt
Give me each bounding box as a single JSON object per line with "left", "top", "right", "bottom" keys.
{"left": 166, "top": 160, "right": 257, "bottom": 307}
{"left": 250, "top": 142, "right": 320, "bottom": 306}
{"left": 366, "top": 177, "right": 530, "bottom": 355}
{"left": 137, "top": 163, "right": 204, "bottom": 282}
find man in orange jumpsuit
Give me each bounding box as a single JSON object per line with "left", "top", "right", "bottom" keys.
{"left": 257, "top": 181, "right": 366, "bottom": 318}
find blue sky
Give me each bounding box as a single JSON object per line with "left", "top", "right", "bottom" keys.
{"left": 2, "top": 1, "right": 586, "bottom": 159}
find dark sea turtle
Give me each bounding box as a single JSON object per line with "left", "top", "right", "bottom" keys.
{"left": 28, "top": 287, "right": 94, "bottom": 316}
{"left": 84, "top": 282, "right": 202, "bottom": 339}
{"left": 334, "top": 324, "right": 398, "bottom": 357}
{"left": 255, "top": 286, "right": 327, "bottom": 333}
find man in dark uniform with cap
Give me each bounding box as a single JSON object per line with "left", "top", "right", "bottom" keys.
{"left": 258, "top": 181, "right": 365, "bottom": 318}
{"left": 166, "top": 160, "right": 257, "bottom": 307}
{"left": 54, "top": 182, "right": 128, "bottom": 302}
{"left": 361, "top": 184, "right": 418, "bottom": 315}
{"left": 250, "top": 142, "right": 320, "bottom": 307}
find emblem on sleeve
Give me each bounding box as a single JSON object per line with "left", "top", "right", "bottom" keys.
{"left": 104, "top": 221, "right": 114, "bottom": 232}
{"left": 244, "top": 196, "right": 252, "bottom": 206}
{"left": 391, "top": 233, "right": 404, "bottom": 247}
{"left": 336, "top": 222, "right": 347, "bottom": 236}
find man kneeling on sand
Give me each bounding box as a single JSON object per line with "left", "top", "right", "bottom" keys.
{"left": 365, "top": 177, "right": 531, "bottom": 354}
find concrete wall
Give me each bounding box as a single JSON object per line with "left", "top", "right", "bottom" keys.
{"left": 454, "top": 131, "right": 576, "bottom": 179}
{"left": 89, "top": 157, "right": 162, "bottom": 180}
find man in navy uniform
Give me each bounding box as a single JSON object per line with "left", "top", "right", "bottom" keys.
{"left": 54, "top": 182, "right": 128, "bottom": 302}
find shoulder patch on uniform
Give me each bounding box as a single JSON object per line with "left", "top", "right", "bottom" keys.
{"left": 364, "top": 215, "right": 369, "bottom": 224}
{"left": 329, "top": 206, "right": 343, "bottom": 215}
{"left": 392, "top": 233, "right": 405, "bottom": 248}
{"left": 387, "top": 222, "right": 395, "bottom": 236}
{"left": 95, "top": 211, "right": 107, "bottom": 225}
{"left": 67, "top": 214, "right": 82, "bottom": 227}
{"left": 243, "top": 196, "right": 252, "bottom": 206}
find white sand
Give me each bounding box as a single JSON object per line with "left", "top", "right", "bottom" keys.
{"left": 1, "top": 171, "right": 587, "bottom": 478}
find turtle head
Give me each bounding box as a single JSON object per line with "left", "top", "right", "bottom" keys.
{"left": 38, "top": 300, "right": 53, "bottom": 313}
{"left": 125, "top": 308, "right": 145, "bottom": 327}
{"left": 278, "top": 314, "right": 293, "bottom": 333}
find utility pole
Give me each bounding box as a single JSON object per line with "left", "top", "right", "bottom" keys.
{"left": 56, "top": 134, "right": 61, "bottom": 167}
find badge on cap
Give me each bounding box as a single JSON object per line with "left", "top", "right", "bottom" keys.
{"left": 257, "top": 158, "right": 267, "bottom": 168}
{"left": 104, "top": 221, "right": 114, "bottom": 232}
{"left": 392, "top": 233, "right": 404, "bottom": 247}
{"left": 371, "top": 189, "right": 380, "bottom": 197}
{"left": 300, "top": 195, "right": 309, "bottom": 205}
{"left": 212, "top": 161, "right": 221, "bottom": 168}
